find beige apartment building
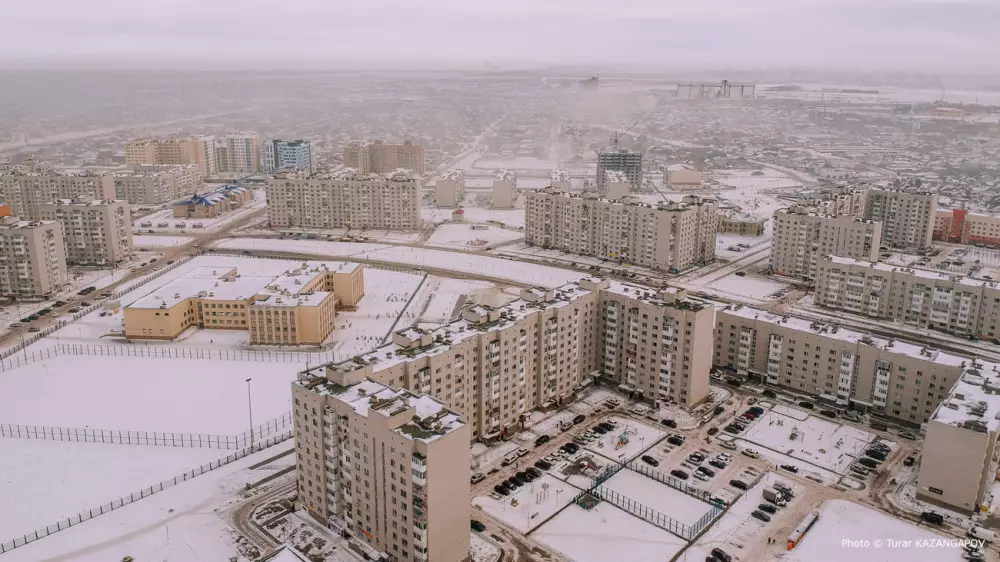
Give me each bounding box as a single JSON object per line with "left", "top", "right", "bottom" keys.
{"left": 38, "top": 200, "right": 133, "bottom": 265}
{"left": 0, "top": 168, "right": 116, "bottom": 220}
{"left": 113, "top": 165, "right": 203, "bottom": 205}
{"left": 491, "top": 169, "right": 518, "bottom": 209}
{"left": 604, "top": 170, "right": 631, "bottom": 200}
{"left": 863, "top": 187, "right": 937, "bottom": 249}
{"left": 0, "top": 217, "right": 67, "bottom": 298}
{"left": 125, "top": 137, "right": 216, "bottom": 176}
{"left": 934, "top": 208, "right": 1000, "bottom": 249}
{"left": 266, "top": 169, "right": 421, "bottom": 230}
{"left": 796, "top": 184, "right": 868, "bottom": 217}
{"left": 214, "top": 131, "right": 261, "bottom": 175}
{"left": 714, "top": 304, "right": 968, "bottom": 425}
{"left": 123, "top": 262, "right": 364, "bottom": 345}
{"left": 293, "top": 367, "right": 469, "bottom": 562}
{"left": 434, "top": 169, "right": 465, "bottom": 208}
{"left": 815, "top": 255, "right": 1000, "bottom": 340}
{"left": 917, "top": 360, "right": 1000, "bottom": 515}
{"left": 343, "top": 140, "right": 426, "bottom": 175}
{"left": 525, "top": 188, "right": 718, "bottom": 273}
{"left": 770, "top": 206, "right": 881, "bottom": 280}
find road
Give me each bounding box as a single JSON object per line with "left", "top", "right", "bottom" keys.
{"left": 229, "top": 478, "right": 297, "bottom": 553}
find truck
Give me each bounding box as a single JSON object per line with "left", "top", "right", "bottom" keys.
{"left": 762, "top": 487, "right": 783, "bottom": 503}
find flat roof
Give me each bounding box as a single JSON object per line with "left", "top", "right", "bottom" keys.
{"left": 826, "top": 256, "right": 1000, "bottom": 290}
{"left": 930, "top": 360, "right": 1000, "bottom": 431}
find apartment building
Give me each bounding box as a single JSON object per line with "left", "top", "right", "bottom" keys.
{"left": 434, "top": 169, "right": 465, "bottom": 208}
{"left": 123, "top": 262, "right": 364, "bottom": 345}
{"left": 0, "top": 217, "right": 67, "bottom": 298}
{"left": 796, "top": 184, "right": 868, "bottom": 217}
{"left": 934, "top": 208, "right": 1000, "bottom": 249}
{"left": 604, "top": 170, "right": 631, "bottom": 200}
{"left": 718, "top": 212, "right": 766, "bottom": 236}
{"left": 525, "top": 188, "right": 718, "bottom": 272}
{"left": 714, "top": 304, "right": 969, "bottom": 425}
{"left": 491, "top": 170, "right": 517, "bottom": 210}
{"left": 550, "top": 169, "right": 571, "bottom": 190}
{"left": 863, "top": 187, "right": 937, "bottom": 249}
{"left": 293, "top": 367, "right": 469, "bottom": 562}
{"left": 113, "top": 165, "right": 203, "bottom": 205}
{"left": 343, "top": 140, "right": 425, "bottom": 175}
{"left": 214, "top": 132, "right": 261, "bottom": 175}
{"left": 261, "top": 139, "right": 313, "bottom": 174}
{"left": 596, "top": 148, "right": 642, "bottom": 191}
{"left": 814, "top": 255, "right": 1000, "bottom": 340}
{"left": 770, "top": 206, "right": 881, "bottom": 280}
{"left": 266, "top": 169, "right": 421, "bottom": 230}
{"left": 125, "top": 137, "right": 216, "bottom": 176}
{"left": 38, "top": 200, "right": 132, "bottom": 265}
{"left": 0, "top": 168, "right": 116, "bottom": 220}
{"left": 663, "top": 164, "right": 703, "bottom": 189}
{"left": 917, "top": 359, "right": 1000, "bottom": 515}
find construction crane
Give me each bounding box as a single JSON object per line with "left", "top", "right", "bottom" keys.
{"left": 610, "top": 121, "right": 640, "bottom": 149}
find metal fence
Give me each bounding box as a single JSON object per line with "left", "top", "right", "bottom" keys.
{"left": 0, "top": 412, "right": 292, "bottom": 450}
{"left": 0, "top": 430, "right": 292, "bottom": 554}
{"left": 592, "top": 486, "right": 694, "bottom": 539}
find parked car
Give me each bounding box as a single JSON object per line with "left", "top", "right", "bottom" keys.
{"left": 598, "top": 422, "right": 614, "bottom": 432}
{"left": 735, "top": 271, "right": 747, "bottom": 277}
{"left": 707, "top": 427, "right": 719, "bottom": 436}
{"left": 858, "top": 458, "right": 879, "bottom": 469}
{"left": 671, "top": 469, "right": 690, "bottom": 480}
{"left": 54, "top": 301, "right": 67, "bottom": 307}
{"left": 779, "top": 464, "right": 799, "bottom": 473}
{"left": 573, "top": 414, "right": 587, "bottom": 424}
{"left": 729, "top": 479, "right": 749, "bottom": 490}
{"left": 8, "top": 323, "right": 20, "bottom": 328}
{"left": 511, "top": 475, "right": 526, "bottom": 486}
{"left": 798, "top": 401, "right": 815, "bottom": 409}
{"left": 819, "top": 409, "right": 837, "bottom": 418}
{"left": 724, "top": 426, "right": 741, "bottom": 435}
{"left": 898, "top": 431, "right": 917, "bottom": 440}
{"left": 921, "top": 511, "right": 944, "bottom": 525}
{"left": 471, "top": 520, "right": 486, "bottom": 532}
{"left": 534, "top": 460, "right": 552, "bottom": 470}
{"left": 527, "top": 467, "right": 542, "bottom": 478}
{"left": 592, "top": 425, "right": 608, "bottom": 434}
{"left": 720, "top": 441, "right": 738, "bottom": 450}
{"left": 751, "top": 510, "right": 772, "bottom": 522}
{"left": 494, "top": 484, "right": 510, "bottom": 496}
{"left": 710, "top": 548, "right": 732, "bottom": 562}
{"left": 749, "top": 406, "right": 765, "bottom": 416}
{"left": 471, "top": 473, "right": 485, "bottom": 484}
{"left": 758, "top": 503, "right": 778, "bottom": 514}
{"left": 714, "top": 405, "right": 726, "bottom": 415}
{"left": 742, "top": 448, "right": 760, "bottom": 459}
{"left": 516, "top": 448, "right": 529, "bottom": 457}
{"left": 534, "top": 435, "right": 551, "bottom": 447}
{"left": 688, "top": 453, "right": 706, "bottom": 463}
{"left": 697, "top": 467, "right": 715, "bottom": 477}
{"left": 28, "top": 327, "right": 40, "bottom": 333}
{"left": 641, "top": 455, "right": 660, "bottom": 467}
{"left": 865, "top": 449, "right": 887, "bottom": 461}
{"left": 903, "top": 456, "right": 916, "bottom": 467}
{"left": 709, "top": 459, "right": 727, "bottom": 470}
{"left": 762, "top": 389, "right": 777, "bottom": 398}
{"left": 667, "top": 435, "right": 685, "bottom": 446}
{"left": 660, "top": 419, "right": 677, "bottom": 428}
{"left": 694, "top": 471, "right": 710, "bottom": 481}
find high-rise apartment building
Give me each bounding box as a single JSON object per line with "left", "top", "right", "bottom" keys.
{"left": 343, "top": 140, "right": 425, "bottom": 175}
{"left": 769, "top": 206, "right": 881, "bottom": 280}
{"left": 596, "top": 148, "right": 643, "bottom": 191}
{"left": 713, "top": 304, "right": 969, "bottom": 425}
{"left": 38, "top": 200, "right": 133, "bottom": 265}
{"left": 862, "top": 187, "right": 937, "bottom": 249}
{"left": 0, "top": 217, "right": 67, "bottom": 298}
{"left": 796, "top": 184, "right": 868, "bottom": 217}
{"left": 815, "top": 256, "right": 1000, "bottom": 340}
{"left": 491, "top": 169, "right": 518, "bottom": 209}
{"left": 113, "top": 165, "right": 202, "bottom": 205}
{"left": 435, "top": 169, "right": 465, "bottom": 208}
{"left": 125, "top": 137, "right": 216, "bottom": 176}
{"left": 0, "top": 168, "right": 116, "bottom": 220}
{"left": 260, "top": 142, "right": 275, "bottom": 174}
{"left": 293, "top": 367, "right": 470, "bottom": 562}
{"left": 214, "top": 132, "right": 261, "bottom": 175}
{"left": 266, "top": 169, "right": 421, "bottom": 230}
{"left": 262, "top": 139, "right": 313, "bottom": 174}
{"left": 525, "top": 188, "right": 717, "bottom": 272}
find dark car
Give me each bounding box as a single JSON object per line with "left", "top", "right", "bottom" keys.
{"left": 865, "top": 449, "right": 887, "bottom": 461}
{"left": 819, "top": 409, "right": 837, "bottom": 418}
{"left": 780, "top": 464, "right": 799, "bottom": 473}
{"left": 667, "top": 436, "right": 685, "bottom": 446}
{"left": 512, "top": 475, "right": 526, "bottom": 486}
{"left": 527, "top": 467, "right": 542, "bottom": 477}
{"left": 758, "top": 503, "right": 777, "bottom": 514}
{"left": 27, "top": 327, "right": 40, "bottom": 333}
{"left": 709, "top": 459, "right": 727, "bottom": 470}
{"left": 858, "top": 458, "right": 879, "bottom": 469}
{"left": 707, "top": 427, "right": 719, "bottom": 436}
{"left": 471, "top": 520, "right": 486, "bottom": 532}
{"left": 598, "top": 422, "right": 614, "bottom": 432}
{"left": 735, "top": 271, "right": 747, "bottom": 277}
{"left": 573, "top": 414, "right": 586, "bottom": 424}
{"left": 671, "top": 469, "right": 690, "bottom": 480}
{"left": 592, "top": 425, "right": 608, "bottom": 434}
{"left": 534, "top": 460, "right": 552, "bottom": 470}
{"left": 534, "top": 435, "right": 551, "bottom": 447}
{"left": 661, "top": 419, "right": 677, "bottom": 428}
{"left": 920, "top": 511, "right": 944, "bottom": 525}
{"left": 903, "top": 456, "right": 916, "bottom": 467}
{"left": 494, "top": 484, "right": 510, "bottom": 496}
{"left": 798, "top": 401, "right": 815, "bottom": 410}
{"left": 762, "top": 389, "right": 777, "bottom": 398}
{"left": 54, "top": 301, "right": 67, "bottom": 307}
{"left": 81, "top": 301, "right": 92, "bottom": 306}
{"left": 714, "top": 405, "right": 726, "bottom": 415}
{"left": 710, "top": 548, "right": 732, "bottom": 562}
{"left": 641, "top": 455, "right": 660, "bottom": 467}
{"left": 506, "top": 478, "right": 521, "bottom": 489}
{"left": 724, "top": 426, "right": 741, "bottom": 435}
{"left": 898, "top": 431, "right": 917, "bottom": 440}
{"left": 562, "top": 443, "right": 580, "bottom": 454}
{"left": 697, "top": 466, "right": 715, "bottom": 477}
{"left": 749, "top": 406, "right": 765, "bottom": 416}
{"left": 751, "top": 510, "right": 772, "bottom": 522}
{"left": 729, "top": 479, "right": 749, "bottom": 490}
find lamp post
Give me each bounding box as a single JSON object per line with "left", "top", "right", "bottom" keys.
{"left": 246, "top": 378, "right": 254, "bottom": 450}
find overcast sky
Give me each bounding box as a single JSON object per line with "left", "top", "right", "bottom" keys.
{"left": 2, "top": 0, "right": 998, "bottom": 72}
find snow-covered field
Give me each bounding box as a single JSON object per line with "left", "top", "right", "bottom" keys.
{"left": 0, "top": 439, "right": 225, "bottom": 539}
{"left": 472, "top": 157, "right": 560, "bottom": 171}
{"left": 132, "top": 235, "right": 194, "bottom": 249}
{"left": 600, "top": 469, "right": 715, "bottom": 527}
{"left": 740, "top": 409, "right": 874, "bottom": 475}
{"left": 425, "top": 223, "right": 523, "bottom": 250}
{"left": 704, "top": 274, "right": 790, "bottom": 300}
{"left": 584, "top": 416, "right": 664, "bottom": 463}
{"left": 421, "top": 206, "right": 526, "bottom": 228}
{"left": 0, "top": 354, "right": 301, "bottom": 434}
{"left": 416, "top": 278, "right": 508, "bottom": 326}
{"left": 782, "top": 499, "right": 966, "bottom": 562}
{"left": 470, "top": 533, "right": 501, "bottom": 562}
{"left": 327, "top": 268, "right": 425, "bottom": 357}
{"left": 712, "top": 169, "right": 803, "bottom": 190}
{"left": 532, "top": 498, "right": 687, "bottom": 562}
{"left": 472, "top": 474, "right": 575, "bottom": 533}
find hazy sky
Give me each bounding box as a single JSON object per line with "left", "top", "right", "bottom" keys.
{"left": 2, "top": 0, "right": 998, "bottom": 72}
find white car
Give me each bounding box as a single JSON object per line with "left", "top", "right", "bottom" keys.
{"left": 715, "top": 453, "right": 732, "bottom": 462}
{"left": 516, "top": 448, "right": 529, "bottom": 457}
{"left": 694, "top": 471, "right": 710, "bottom": 481}
{"left": 742, "top": 448, "right": 760, "bottom": 459}
{"left": 720, "top": 441, "right": 738, "bottom": 450}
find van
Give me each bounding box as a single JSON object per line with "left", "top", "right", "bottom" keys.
{"left": 968, "top": 526, "right": 996, "bottom": 542}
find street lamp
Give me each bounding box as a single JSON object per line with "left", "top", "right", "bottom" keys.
{"left": 246, "top": 378, "right": 254, "bottom": 450}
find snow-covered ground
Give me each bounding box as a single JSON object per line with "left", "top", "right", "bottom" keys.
{"left": 472, "top": 474, "right": 575, "bottom": 533}
{"left": 470, "top": 532, "right": 501, "bottom": 562}
{"left": 0, "top": 439, "right": 226, "bottom": 539}
{"left": 421, "top": 207, "right": 526, "bottom": 228}
{"left": 600, "top": 469, "right": 715, "bottom": 528}
{"left": 425, "top": 223, "right": 523, "bottom": 250}
{"left": 532, "top": 497, "right": 688, "bottom": 562}
{"left": 704, "top": 274, "right": 790, "bottom": 301}
{"left": 584, "top": 416, "right": 665, "bottom": 464}
{"left": 712, "top": 168, "right": 804, "bottom": 190}
{"left": 471, "top": 441, "right": 519, "bottom": 472}
{"left": 686, "top": 472, "right": 788, "bottom": 561}
{"left": 326, "top": 268, "right": 425, "bottom": 357}
{"left": 740, "top": 408, "right": 874, "bottom": 475}
{"left": 0, "top": 353, "right": 300, "bottom": 434}
{"left": 472, "top": 157, "right": 560, "bottom": 171}
{"left": 416, "top": 278, "right": 510, "bottom": 326}
{"left": 781, "top": 499, "right": 966, "bottom": 562}
{"left": 133, "top": 235, "right": 194, "bottom": 249}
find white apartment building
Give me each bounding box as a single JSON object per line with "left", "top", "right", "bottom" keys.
{"left": 215, "top": 132, "right": 261, "bottom": 175}
{"left": 863, "top": 187, "right": 937, "bottom": 249}
{"left": 492, "top": 169, "right": 517, "bottom": 209}
{"left": 815, "top": 256, "right": 1000, "bottom": 340}
{"left": 0, "top": 169, "right": 116, "bottom": 220}
{"left": 266, "top": 168, "right": 421, "bottom": 230}
{"left": 39, "top": 200, "right": 133, "bottom": 265}
{"left": 125, "top": 136, "right": 216, "bottom": 176}
{"left": 0, "top": 217, "right": 67, "bottom": 298}
{"left": 525, "top": 188, "right": 718, "bottom": 273}
{"left": 293, "top": 369, "right": 470, "bottom": 562}
{"left": 770, "top": 206, "right": 882, "bottom": 280}
{"left": 434, "top": 169, "right": 465, "bottom": 208}
{"left": 113, "top": 165, "right": 202, "bottom": 205}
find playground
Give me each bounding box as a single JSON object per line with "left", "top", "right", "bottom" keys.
{"left": 471, "top": 474, "right": 575, "bottom": 533}
{"left": 583, "top": 415, "right": 664, "bottom": 464}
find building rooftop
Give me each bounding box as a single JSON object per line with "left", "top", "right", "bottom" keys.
{"left": 274, "top": 168, "right": 415, "bottom": 182}
{"left": 495, "top": 169, "right": 516, "bottom": 183}
{"left": 603, "top": 281, "right": 707, "bottom": 311}
{"left": 604, "top": 170, "right": 628, "bottom": 182}
{"left": 440, "top": 169, "right": 464, "bottom": 182}
{"left": 930, "top": 360, "right": 1000, "bottom": 432}
{"left": 826, "top": 255, "right": 1000, "bottom": 290}
{"left": 113, "top": 165, "right": 200, "bottom": 178}
{"left": 0, "top": 219, "right": 58, "bottom": 230}
{"left": 532, "top": 187, "right": 715, "bottom": 212}
{"left": 551, "top": 169, "right": 569, "bottom": 182}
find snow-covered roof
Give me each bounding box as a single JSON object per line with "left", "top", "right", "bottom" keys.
{"left": 930, "top": 361, "right": 1000, "bottom": 432}
{"left": 440, "top": 169, "right": 464, "bottom": 182}
{"left": 495, "top": 169, "right": 517, "bottom": 182}
{"left": 826, "top": 256, "right": 1000, "bottom": 290}
{"left": 604, "top": 170, "right": 628, "bottom": 182}
{"left": 275, "top": 167, "right": 415, "bottom": 182}
{"left": 551, "top": 169, "right": 569, "bottom": 182}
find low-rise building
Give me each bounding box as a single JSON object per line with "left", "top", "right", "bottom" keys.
{"left": 770, "top": 206, "right": 881, "bottom": 280}
{"left": 604, "top": 170, "right": 630, "bottom": 200}
{"left": 123, "top": 262, "right": 364, "bottom": 345}
{"left": 492, "top": 169, "right": 518, "bottom": 209}
{"left": 0, "top": 217, "right": 67, "bottom": 298}
{"left": 172, "top": 185, "right": 253, "bottom": 218}
{"left": 663, "top": 164, "right": 703, "bottom": 189}
{"left": 435, "top": 169, "right": 465, "bottom": 208}
{"left": 113, "top": 165, "right": 203, "bottom": 205}
{"left": 39, "top": 200, "right": 133, "bottom": 265}
{"left": 933, "top": 208, "right": 1000, "bottom": 249}
{"left": 718, "top": 212, "right": 766, "bottom": 236}
{"left": 0, "top": 168, "right": 116, "bottom": 220}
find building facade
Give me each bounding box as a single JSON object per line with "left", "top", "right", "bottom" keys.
{"left": 491, "top": 170, "right": 517, "bottom": 210}
{"left": 604, "top": 170, "right": 630, "bottom": 200}
{"left": 714, "top": 304, "right": 969, "bottom": 426}
{"left": 113, "top": 165, "right": 203, "bottom": 205}
{"left": 266, "top": 169, "right": 421, "bottom": 230}
{"left": 125, "top": 137, "right": 216, "bottom": 176}
{"left": 0, "top": 217, "right": 67, "bottom": 298}
{"left": 343, "top": 140, "right": 425, "bottom": 175}
{"left": 717, "top": 212, "right": 766, "bottom": 236}
{"left": 596, "top": 148, "right": 643, "bottom": 191}
{"left": 0, "top": 169, "right": 116, "bottom": 220}
{"left": 770, "top": 206, "right": 881, "bottom": 280}
{"left": 262, "top": 139, "right": 313, "bottom": 174}
{"left": 293, "top": 368, "right": 470, "bottom": 562}
{"left": 172, "top": 185, "right": 253, "bottom": 218}
{"left": 214, "top": 132, "right": 261, "bottom": 175}
{"left": 525, "top": 188, "right": 718, "bottom": 272}
{"left": 933, "top": 208, "right": 1000, "bottom": 249}
{"left": 38, "top": 200, "right": 133, "bottom": 265}
{"left": 434, "top": 170, "right": 465, "bottom": 208}
{"left": 862, "top": 187, "right": 937, "bottom": 250}
{"left": 663, "top": 164, "right": 703, "bottom": 189}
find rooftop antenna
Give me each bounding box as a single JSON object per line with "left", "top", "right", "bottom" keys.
{"left": 611, "top": 121, "right": 640, "bottom": 150}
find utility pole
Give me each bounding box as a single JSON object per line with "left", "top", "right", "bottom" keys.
{"left": 246, "top": 378, "right": 254, "bottom": 450}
